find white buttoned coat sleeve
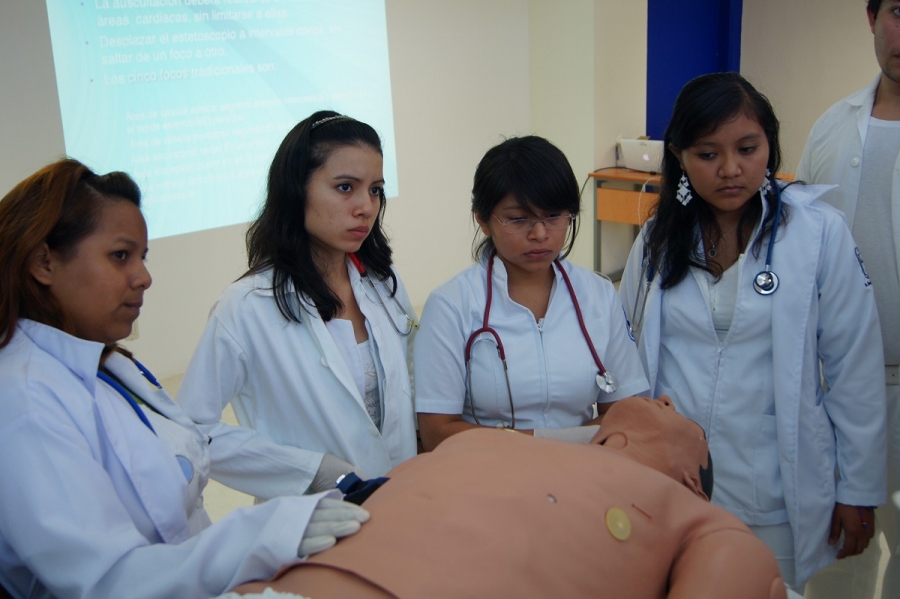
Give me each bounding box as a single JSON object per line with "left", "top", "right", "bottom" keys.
{"left": 178, "top": 266, "right": 417, "bottom": 500}
{"left": 0, "top": 321, "right": 328, "bottom": 599}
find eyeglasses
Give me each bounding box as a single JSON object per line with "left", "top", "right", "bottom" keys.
{"left": 491, "top": 213, "right": 575, "bottom": 233}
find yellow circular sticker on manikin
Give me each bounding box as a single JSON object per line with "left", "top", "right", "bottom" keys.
{"left": 605, "top": 507, "right": 631, "bottom": 541}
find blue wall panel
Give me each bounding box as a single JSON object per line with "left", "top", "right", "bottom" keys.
{"left": 646, "top": 0, "right": 742, "bottom": 141}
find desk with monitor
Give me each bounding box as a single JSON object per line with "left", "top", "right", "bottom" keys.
{"left": 589, "top": 168, "right": 660, "bottom": 277}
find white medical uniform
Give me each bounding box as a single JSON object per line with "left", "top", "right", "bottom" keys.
{"left": 415, "top": 256, "right": 649, "bottom": 429}
{"left": 178, "top": 261, "right": 417, "bottom": 500}
{"left": 0, "top": 320, "right": 328, "bottom": 599}
{"left": 619, "top": 184, "right": 887, "bottom": 587}
{"left": 797, "top": 74, "right": 900, "bottom": 599}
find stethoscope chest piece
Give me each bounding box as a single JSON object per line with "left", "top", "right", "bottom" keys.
{"left": 753, "top": 270, "right": 779, "bottom": 295}
{"left": 752, "top": 185, "right": 782, "bottom": 296}
{"left": 596, "top": 371, "right": 617, "bottom": 394}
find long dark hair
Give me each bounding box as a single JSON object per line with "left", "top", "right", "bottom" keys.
{"left": 0, "top": 159, "right": 140, "bottom": 348}
{"left": 471, "top": 136, "right": 580, "bottom": 261}
{"left": 245, "top": 110, "right": 396, "bottom": 322}
{"left": 646, "top": 72, "right": 787, "bottom": 289}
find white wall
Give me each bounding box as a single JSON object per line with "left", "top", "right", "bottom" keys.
{"left": 594, "top": 0, "right": 648, "bottom": 274}
{"left": 384, "top": 0, "right": 531, "bottom": 311}
{"left": 0, "top": 2, "right": 65, "bottom": 187}
{"left": 528, "top": 0, "right": 595, "bottom": 269}
{"left": 741, "top": 0, "right": 877, "bottom": 173}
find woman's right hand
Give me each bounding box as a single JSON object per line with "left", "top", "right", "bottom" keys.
{"left": 298, "top": 497, "right": 370, "bottom": 556}
{"left": 309, "top": 454, "right": 367, "bottom": 493}
{"left": 829, "top": 503, "right": 876, "bottom": 559}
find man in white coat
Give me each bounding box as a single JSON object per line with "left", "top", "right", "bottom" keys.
{"left": 796, "top": 1, "right": 900, "bottom": 597}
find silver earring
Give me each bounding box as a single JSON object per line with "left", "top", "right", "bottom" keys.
{"left": 759, "top": 169, "right": 772, "bottom": 198}
{"left": 676, "top": 172, "right": 693, "bottom": 206}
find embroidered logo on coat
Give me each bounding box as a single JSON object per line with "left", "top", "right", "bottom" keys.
{"left": 855, "top": 247, "right": 872, "bottom": 287}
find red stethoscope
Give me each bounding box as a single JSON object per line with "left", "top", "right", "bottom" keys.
{"left": 464, "top": 253, "right": 618, "bottom": 429}
{"left": 348, "top": 253, "right": 417, "bottom": 336}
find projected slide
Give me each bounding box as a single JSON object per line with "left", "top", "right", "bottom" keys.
{"left": 45, "top": 0, "right": 397, "bottom": 239}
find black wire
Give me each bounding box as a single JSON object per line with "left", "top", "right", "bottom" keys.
{"left": 578, "top": 166, "right": 620, "bottom": 199}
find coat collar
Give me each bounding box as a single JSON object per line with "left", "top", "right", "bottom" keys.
{"left": 846, "top": 74, "right": 881, "bottom": 147}
{"left": 844, "top": 73, "right": 881, "bottom": 108}
{"left": 18, "top": 320, "right": 103, "bottom": 394}
{"left": 18, "top": 319, "right": 195, "bottom": 543}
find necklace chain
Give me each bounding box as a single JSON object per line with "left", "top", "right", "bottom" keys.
{"left": 706, "top": 222, "right": 740, "bottom": 258}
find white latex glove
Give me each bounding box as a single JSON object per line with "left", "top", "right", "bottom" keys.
{"left": 786, "top": 586, "right": 804, "bottom": 599}
{"left": 533, "top": 424, "right": 600, "bottom": 443}
{"left": 309, "top": 454, "right": 368, "bottom": 493}
{"left": 298, "top": 497, "right": 370, "bottom": 556}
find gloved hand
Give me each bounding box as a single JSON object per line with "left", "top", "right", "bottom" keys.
{"left": 533, "top": 425, "right": 600, "bottom": 443}
{"left": 309, "top": 454, "right": 368, "bottom": 493}
{"left": 298, "top": 497, "right": 370, "bottom": 556}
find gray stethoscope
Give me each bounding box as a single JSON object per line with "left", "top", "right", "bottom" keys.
{"left": 349, "top": 252, "right": 418, "bottom": 337}
{"left": 464, "top": 253, "right": 617, "bottom": 429}
{"left": 629, "top": 184, "right": 782, "bottom": 339}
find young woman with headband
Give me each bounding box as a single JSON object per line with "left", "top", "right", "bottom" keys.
{"left": 179, "top": 110, "right": 418, "bottom": 499}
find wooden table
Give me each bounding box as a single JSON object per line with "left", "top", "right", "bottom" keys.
{"left": 589, "top": 168, "right": 660, "bottom": 275}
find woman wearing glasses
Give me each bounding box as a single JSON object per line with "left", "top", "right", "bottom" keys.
{"left": 178, "top": 111, "right": 418, "bottom": 500}
{"left": 415, "top": 136, "right": 649, "bottom": 451}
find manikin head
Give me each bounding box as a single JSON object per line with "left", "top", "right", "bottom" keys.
{"left": 593, "top": 395, "right": 713, "bottom": 501}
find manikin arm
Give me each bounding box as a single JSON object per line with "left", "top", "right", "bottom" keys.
{"left": 668, "top": 528, "right": 787, "bottom": 599}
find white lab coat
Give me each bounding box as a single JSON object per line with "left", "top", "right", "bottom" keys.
{"left": 415, "top": 256, "right": 649, "bottom": 429}
{"left": 797, "top": 75, "right": 900, "bottom": 596}
{"left": 0, "top": 320, "right": 326, "bottom": 599}
{"left": 619, "top": 184, "right": 887, "bottom": 586}
{"left": 178, "top": 262, "right": 417, "bottom": 499}
{"left": 797, "top": 74, "right": 900, "bottom": 281}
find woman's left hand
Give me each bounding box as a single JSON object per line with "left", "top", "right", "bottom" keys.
{"left": 829, "top": 503, "right": 876, "bottom": 559}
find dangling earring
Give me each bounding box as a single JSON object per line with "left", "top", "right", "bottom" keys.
{"left": 676, "top": 172, "right": 693, "bottom": 206}
{"left": 759, "top": 169, "right": 772, "bottom": 198}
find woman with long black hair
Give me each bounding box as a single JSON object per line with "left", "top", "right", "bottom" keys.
{"left": 179, "top": 111, "right": 418, "bottom": 499}
{"left": 619, "top": 72, "right": 886, "bottom": 591}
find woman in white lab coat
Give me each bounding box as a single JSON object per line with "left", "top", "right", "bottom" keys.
{"left": 178, "top": 111, "right": 418, "bottom": 499}
{"left": 619, "top": 72, "right": 886, "bottom": 590}
{"left": 415, "top": 136, "right": 649, "bottom": 450}
{"left": 0, "top": 159, "right": 368, "bottom": 599}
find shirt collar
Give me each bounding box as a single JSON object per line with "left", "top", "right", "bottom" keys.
{"left": 487, "top": 253, "right": 564, "bottom": 302}
{"left": 18, "top": 319, "right": 104, "bottom": 393}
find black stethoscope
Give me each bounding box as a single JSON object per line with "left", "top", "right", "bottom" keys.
{"left": 348, "top": 252, "right": 418, "bottom": 337}
{"left": 464, "top": 253, "right": 617, "bottom": 429}
{"left": 629, "top": 184, "right": 782, "bottom": 339}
